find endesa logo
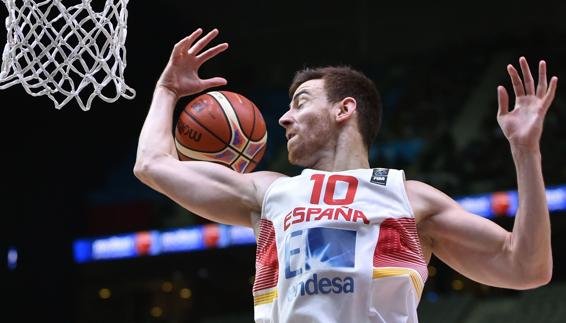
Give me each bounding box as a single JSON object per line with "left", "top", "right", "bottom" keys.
{"left": 285, "top": 227, "right": 356, "bottom": 300}
{"left": 288, "top": 274, "right": 354, "bottom": 297}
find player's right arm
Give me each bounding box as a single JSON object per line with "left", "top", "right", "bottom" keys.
{"left": 134, "top": 28, "right": 284, "bottom": 227}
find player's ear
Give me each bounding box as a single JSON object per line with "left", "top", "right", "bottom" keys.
{"left": 335, "top": 97, "right": 357, "bottom": 123}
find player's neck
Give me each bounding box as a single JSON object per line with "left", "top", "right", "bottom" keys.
{"left": 312, "top": 130, "right": 369, "bottom": 172}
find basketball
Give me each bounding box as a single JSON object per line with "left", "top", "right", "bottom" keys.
{"left": 174, "top": 91, "right": 267, "bottom": 173}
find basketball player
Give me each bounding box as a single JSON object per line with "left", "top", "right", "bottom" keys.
{"left": 135, "top": 28, "right": 557, "bottom": 322}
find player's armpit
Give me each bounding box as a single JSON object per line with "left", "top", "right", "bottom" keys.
{"left": 134, "top": 155, "right": 285, "bottom": 227}
{"left": 406, "top": 180, "right": 549, "bottom": 290}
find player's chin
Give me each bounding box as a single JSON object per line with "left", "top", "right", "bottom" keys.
{"left": 287, "top": 143, "right": 312, "bottom": 166}
{"left": 287, "top": 151, "right": 300, "bottom": 166}
{"left": 287, "top": 151, "right": 310, "bottom": 168}
{"left": 287, "top": 153, "right": 298, "bottom": 165}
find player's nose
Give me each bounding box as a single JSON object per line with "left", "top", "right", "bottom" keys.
{"left": 279, "top": 109, "right": 293, "bottom": 128}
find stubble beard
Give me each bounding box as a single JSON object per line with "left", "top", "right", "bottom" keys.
{"left": 287, "top": 136, "right": 328, "bottom": 168}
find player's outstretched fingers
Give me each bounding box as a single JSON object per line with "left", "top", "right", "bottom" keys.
{"left": 174, "top": 28, "right": 203, "bottom": 56}
{"left": 542, "top": 76, "right": 559, "bottom": 113}
{"left": 519, "top": 57, "right": 535, "bottom": 95}
{"left": 497, "top": 85, "right": 509, "bottom": 117}
{"left": 536, "top": 60, "right": 548, "bottom": 98}
{"left": 507, "top": 64, "right": 525, "bottom": 97}
{"left": 197, "top": 43, "right": 229, "bottom": 64}
{"left": 188, "top": 29, "right": 220, "bottom": 56}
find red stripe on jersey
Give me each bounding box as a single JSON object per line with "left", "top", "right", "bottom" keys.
{"left": 253, "top": 219, "right": 279, "bottom": 292}
{"left": 373, "top": 218, "right": 428, "bottom": 282}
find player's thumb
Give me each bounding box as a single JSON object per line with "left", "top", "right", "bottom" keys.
{"left": 203, "top": 77, "right": 228, "bottom": 89}
{"left": 497, "top": 86, "right": 509, "bottom": 117}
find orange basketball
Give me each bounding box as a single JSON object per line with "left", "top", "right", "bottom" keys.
{"left": 174, "top": 91, "right": 267, "bottom": 173}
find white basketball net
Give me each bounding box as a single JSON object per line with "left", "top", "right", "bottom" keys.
{"left": 0, "top": 0, "right": 135, "bottom": 110}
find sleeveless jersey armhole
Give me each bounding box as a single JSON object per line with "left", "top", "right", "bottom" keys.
{"left": 252, "top": 176, "right": 288, "bottom": 238}
{"left": 398, "top": 170, "right": 416, "bottom": 218}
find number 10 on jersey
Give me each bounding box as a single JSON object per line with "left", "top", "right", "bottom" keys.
{"left": 310, "top": 174, "right": 359, "bottom": 205}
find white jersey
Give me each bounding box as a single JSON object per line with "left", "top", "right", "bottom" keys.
{"left": 252, "top": 168, "right": 428, "bottom": 323}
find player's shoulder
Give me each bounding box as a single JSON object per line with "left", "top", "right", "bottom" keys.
{"left": 247, "top": 170, "right": 288, "bottom": 194}
{"left": 404, "top": 180, "right": 453, "bottom": 203}
{"left": 249, "top": 171, "right": 288, "bottom": 183}
{"left": 404, "top": 179, "right": 462, "bottom": 220}
{"left": 405, "top": 179, "right": 433, "bottom": 192}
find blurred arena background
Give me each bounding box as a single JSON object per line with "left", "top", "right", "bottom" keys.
{"left": 1, "top": 0, "right": 566, "bottom": 322}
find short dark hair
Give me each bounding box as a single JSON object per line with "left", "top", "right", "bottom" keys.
{"left": 289, "top": 66, "right": 382, "bottom": 149}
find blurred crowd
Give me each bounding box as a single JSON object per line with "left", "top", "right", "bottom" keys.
{"left": 366, "top": 35, "right": 566, "bottom": 196}
{"left": 85, "top": 33, "right": 566, "bottom": 232}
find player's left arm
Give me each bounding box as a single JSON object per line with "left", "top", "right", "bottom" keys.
{"left": 409, "top": 57, "right": 558, "bottom": 290}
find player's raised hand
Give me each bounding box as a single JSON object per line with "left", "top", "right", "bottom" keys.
{"left": 497, "top": 57, "right": 558, "bottom": 152}
{"left": 157, "top": 28, "right": 229, "bottom": 98}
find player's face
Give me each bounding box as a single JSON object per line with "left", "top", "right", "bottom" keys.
{"left": 279, "top": 79, "right": 338, "bottom": 167}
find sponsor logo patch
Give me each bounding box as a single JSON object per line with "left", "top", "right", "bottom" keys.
{"left": 370, "top": 168, "right": 389, "bottom": 186}
{"left": 284, "top": 227, "right": 357, "bottom": 300}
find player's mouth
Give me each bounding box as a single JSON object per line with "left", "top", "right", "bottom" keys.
{"left": 286, "top": 133, "right": 298, "bottom": 150}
